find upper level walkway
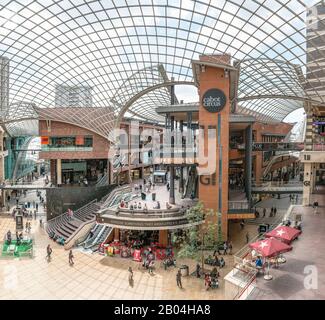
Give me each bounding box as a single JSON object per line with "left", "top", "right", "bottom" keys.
{"left": 252, "top": 181, "right": 303, "bottom": 194}
{"left": 0, "top": 181, "right": 53, "bottom": 190}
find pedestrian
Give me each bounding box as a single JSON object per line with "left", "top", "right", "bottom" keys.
{"left": 228, "top": 241, "right": 233, "bottom": 255}
{"left": 46, "top": 244, "right": 52, "bottom": 261}
{"left": 263, "top": 208, "right": 266, "bottom": 218}
{"left": 240, "top": 220, "right": 245, "bottom": 230}
{"left": 128, "top": 267, "right": 134, "bottom": 286}
{"left": 176, "top": 269, "right": 182, "bottom": 289}
{"left": 246, "top": 232, "right": 249, "bottom": 244}
{"left": 28, "top": 222, "right": 31, "bottom": 233}
{"left": 69, "top": 250, "right": 74, "bottom": 266}
{"left": 274, "top": 207, "right": 277, "bottom": 216}
{"left": 25, "top": 221, "right": 29, "bottom": 233}
{"left": 223, "top": 242, "right": 228, "bottom": 255}
{"left": 196, "top": 263, "right": 201, "bottom": 278}
{"left": 36, "top": 203, "right": 38, "bottom": 211}
{"left": 148, "top": 260, "right": 155, "bottom": 275}
{"left": 314, "top": 201, "right": 319, "bottom": 214}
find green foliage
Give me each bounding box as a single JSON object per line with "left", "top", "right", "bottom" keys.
{"left": 175, "top": 202, "right": 221, "bottom": 262}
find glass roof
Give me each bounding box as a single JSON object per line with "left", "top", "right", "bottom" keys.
{"left": 0, "top": 0, "right": 324, "bottom": 136}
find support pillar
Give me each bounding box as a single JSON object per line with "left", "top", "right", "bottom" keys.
{"left": 169, "top": 115, "right": 175, "bottom": 204}
{"left": 56, "top": 159, "right": 62, "bottom": 186}
{"left": 159, "top": 230, "right": 169, "bottom": 247}
{"left": 114, "top": 228, "right": 120, "bottom": 241}
{"left": 303, "top": 162, "right": 312, "bottom": 206}
{"left": 169, "top": 81, "right": 176, "bottom": 205}
{"left": 179, "top": 120, "right": 184, "bottom": 193}
{"left": 245, "top": 125, "right": 252, "bottom": 207}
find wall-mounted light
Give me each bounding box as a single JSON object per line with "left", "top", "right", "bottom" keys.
{"left": 201, "top": 65, "right": 205, "bottom": 72}
{"left": 225, "top": 69, "right": 229, "bottom": 78}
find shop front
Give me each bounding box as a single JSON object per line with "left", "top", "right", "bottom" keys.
{"left": 61, "top": 159, "right": 108, "bottom": 185}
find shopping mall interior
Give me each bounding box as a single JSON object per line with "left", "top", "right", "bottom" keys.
{"left": 0, "top": 0, "right": 324, "bottom": 301}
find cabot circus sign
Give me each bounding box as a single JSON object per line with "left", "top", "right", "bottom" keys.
{"left": 202, "top": 88, "right": 226, "bottom": 113}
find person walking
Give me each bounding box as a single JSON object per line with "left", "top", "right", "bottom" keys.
{"left": 176, "top": 269, "right": 183, "bottom": 289}
{"left": 274, "top": 207, "right": 277, "bottom": 216}
{"left": 148, "top": 260, "right": 155, "bottom": 275}
{"left": 246, "top": 232, "right": 250, "bottom": 244}
{"left": 28, "top": 222, "right": 31, "bottom": 233}
{"left": 313, "top": 201, "right": 319, "bottom": 214}
{"left": 228, "top": 241, "right": 233, "bottom": 255}
{"left": 196, "top": 263, "right": 201, "bottom": 278}
{"left": 128, "top": 267, "right": 134, "bottom": 286}
{"left": 69, "top": 250, "right": 74, "bottom": 266}
{"left": 46, "top": 244, "right": 52, "bottom": 261}
{"left": 240, "top": 220, "right": 245, "bottom": 230}
{"left": 263, "top": 208, "right": 266, "bottom": 218}
{"left": 223, "top": 242, "right": 228, "bottom": 255}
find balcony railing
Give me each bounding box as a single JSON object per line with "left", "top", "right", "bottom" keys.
{"left": 41, "top": 146, "right": 93, "bottom": 152}
{"left": 312, "top": 143, "right": 325, "bottom": 151}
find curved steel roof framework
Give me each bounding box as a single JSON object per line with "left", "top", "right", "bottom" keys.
{"left": 0, "top": 0, "right": 324, "bottom": 136}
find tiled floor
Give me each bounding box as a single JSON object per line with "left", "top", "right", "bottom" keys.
{"left": 0, "top": 177, "right": 321, "bottom": 300}
{"left": 0, "top": 218, "right": 235, "bottom": 300}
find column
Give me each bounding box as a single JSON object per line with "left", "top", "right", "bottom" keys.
{"left": 169, "top": 82, "right": 176, "bottom": 205}
{"left": 179, "top": 120, "right": 184, "bottom": 193}
{"left": 114, "top": 228, "right": 120, "bottom": 241}
{"left": 305, "top": 104, "right": 313, "bottom": 151}
{"left": 187, "top": 111, "right": 193, "bottom": 151}
{"left": 56, "top": 159, "right": 62, "bottom": 185}
{"left": 159, "top": 230, "right": 169, "bottom": 247}
{"left": 108, "top": 159, "right": 112, "bottom": 185}
{"left": 169, "top": 115, "right": 175, "bottom": 204}
{"left": 303, "top": 163, "right": 312, "bottom": 206}
{"left": 245, "top": 125, "right": 252, "bottom": 206}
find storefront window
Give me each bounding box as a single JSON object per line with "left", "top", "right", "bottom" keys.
{"left": 48, "top": 136, "right": 93, "bottom": 148}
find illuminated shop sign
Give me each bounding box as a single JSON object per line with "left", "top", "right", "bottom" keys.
{"left": 202, "top": 88, "right": 226, "bottom": 113}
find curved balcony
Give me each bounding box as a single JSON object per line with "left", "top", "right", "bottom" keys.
{"left": 97, "top": 207, "right": 204, "bottom": 230}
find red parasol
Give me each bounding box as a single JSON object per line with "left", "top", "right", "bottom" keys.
{"left": 249, "top": 237, "right": 292, "bottom": 258}
{"left": 265, "top": 226, "right": 301, "bottom": 244}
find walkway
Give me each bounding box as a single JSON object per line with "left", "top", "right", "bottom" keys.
{"left": 0, "top": 217, "right": 233, "bottom": 300}
{"left": 1, "top": 176, "right": 47, "bottom": 218}
{"left": 248, "top": 195, "right": 325, "bottom": 300}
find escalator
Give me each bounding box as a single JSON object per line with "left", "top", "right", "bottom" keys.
{"left": 81, "top": 224, "right": 113, "bottom": 251}
{"left": 78, "top": 224, "right": 102, "bottom": 248}
{"left": 89, "top": 226, "right": 113, "bottom": 252}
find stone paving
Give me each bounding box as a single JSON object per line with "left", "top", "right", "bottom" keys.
{"left": 248, "top": 198, "right": 325, "bottom": 300}
{"left": 0, "top": 217, "right": 236, "bottom": 300}
{"left": 0, "top": 176, "right": 321, "bottom": 300}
